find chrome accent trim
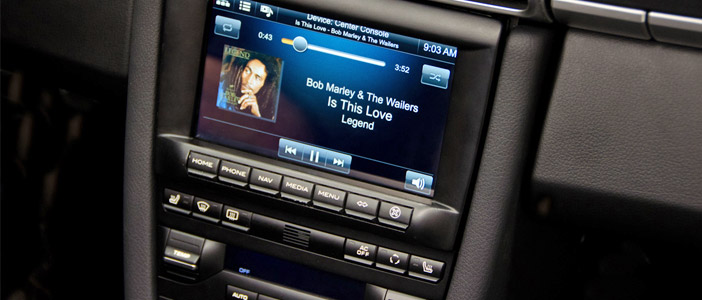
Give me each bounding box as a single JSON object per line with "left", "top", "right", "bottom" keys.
{"left": 552, "top": 0, "right": 650, "bottom": 39}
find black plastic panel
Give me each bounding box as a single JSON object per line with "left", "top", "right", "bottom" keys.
{"left": 532, "top": 29, "right": 702, "bottom": 242}
{"left": 448, "top": 25, "right": 560, "bottom": 300}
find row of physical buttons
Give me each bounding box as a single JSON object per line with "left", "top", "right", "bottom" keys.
{"left": 344, "top": 239, "right": 444, "bottom": 283}
{"left": 187, "top": 151, "right": 413, "bottom": 229}
{"left": 163, "top": 188, "right": 443, "bottom": 283}
{"left": 164, "top": 188, "right": 253, "bottom": 231}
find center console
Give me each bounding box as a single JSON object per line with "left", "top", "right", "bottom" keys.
{"left": 154, "top": 0, "right": 502, "bottom": 299}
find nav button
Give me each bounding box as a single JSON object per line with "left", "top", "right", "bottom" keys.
{"left": 249, "top": 169, "right": 283, "bottom": 195}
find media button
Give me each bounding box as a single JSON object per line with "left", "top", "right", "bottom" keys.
{"left": 214, "top": 16, "right": 242, "bottom": 40}
{"left": 375, "top": 247, "right": 409, "bottom": 274}
{"left": 404, "top": 171, "right": 433, "bottom": 195}
{"left": 249, "top": 169, "right": 283, "bottom": 195}
{"left": 218, "top": 160, "right": 250, "bottom": 186}
{"left": 192, "top": 198, "right": 223, "bottom": 223}
{"left": 187, "top": 152, "right": 220, "bottom": 178}
{"left": 344, "top": 239, "right": 377, "bottom": 265}
{"left": 163, "top": 189, "right": 194, "bottom": 214}
{"left": 281, "top": 177, "right": 314, "bottom": 204}
{"left": 408, "top": 256, "right": 444, "bottom": 282}
{"left": 255, "top": 2, "right": 278, "bottom": 20}
{"left": 222, "top": 205, "right": 252, "bottom": 232}
{"left": 345, "top": 194, "right": 379, "bottom": 221}
{"left": 312, "top": 186, "right": 346, "bottom": 212}
{"left": 378, "top": 202, "right": 412, "bottom": 229}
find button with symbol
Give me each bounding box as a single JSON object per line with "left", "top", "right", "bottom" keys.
{"left": 163, "top": 189, "right": 194, "bottom": 215}
{"left": 375, "top": 247, "right": 409, "bottom": 274}
{"left": 234, "top": 0, "right": 254, "bottom": 14}
{"left": 192, "top": 198, "right": 223, "bottom": 223}
{"left": 278, "top": 139, "right": 304, "bottom": 161}
{"left": 420, "top": 64, "right": 450, "bottom": 89}
{"left": 344, "top": 239, "right": 377, "bottom": 265}
{"left": 255, "top": 3, "right": 278, "bottom": 20}
{"left": 379, "top": 202, "right": 413, "bottom": 229}
{"left": 221, "top": 205, "right": 252, "bottom": 232}
{"left": 408, "top": 255, "right": 445, "bottom": 282}
{"left": 325, "top": 151, "right": 352, "bottom": 174}
{"left": 404, "top": 171, "right": 434, "bottom": 195}
{"left": 344, "top": 194, "right": 379, "bottom": 221}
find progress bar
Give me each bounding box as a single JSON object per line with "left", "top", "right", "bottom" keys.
{"left": 282, "top": 36, "right": 386, "bottom": 67}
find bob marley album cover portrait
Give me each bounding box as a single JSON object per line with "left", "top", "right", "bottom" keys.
{"left": 216, "top": 45, "right": 284, "bottom": 121}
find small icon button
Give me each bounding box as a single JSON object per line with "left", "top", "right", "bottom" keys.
{"left": 388, "top": 206, "right": 402, "bottom": 219}
{"left": 237, "top": 0, "right": 251, "bottom": 12}
{"left": 168, "top": 194, "right": 181, "bottom": 205}
{"left": 420, "top": 64, "right": 450, "bottom": 89}
{"left": 215, "top": 0, "right": 231, "bottom": 7}
{"left": 222, "top": 205, "right": 252, "bottom": 232}
{"left": 379, "top": 202, "right": 412, "bottom": 229}
{"left": 196, "top": 201, "right": 211, "bottom": 213}
{"left": 163, "top": 189, "right": 194, "bottom": 214}
{"left": 225, "top": 209, "right": 239, "bottom": 221}
{"left": 409, "top": 256, "right": 445, "bottom": 282}
{"left": 344, "top": 194, "right": 379, "bottom": 221}
{"left": 191, "top": 198, "right": 222, "bottom": 223}
{"left": 375, "top": 247, "right": 409, "bottom": 274}
{"left": 278, "top": 139, "right": 304, "bottom": 161}
{"left": 214, "top": 16, "right": 242, "bottom": 40}
{"left": 344, "top": 239, "right": 377, "bottom": 265}
{"left": 404, "top": 171, "right": 434, "bottom": 195}
{"left": 256, "top": 3, "right": 278, "bottom": 19}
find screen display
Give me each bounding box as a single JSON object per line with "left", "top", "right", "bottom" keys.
{"left": 225, "top": 245, "right": 366, "bottom": 299}
{"left": 196, "top": 0, "right": 459, "bottom": 197}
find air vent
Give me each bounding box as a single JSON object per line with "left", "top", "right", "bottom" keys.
{"left": 282, "top": 225, "right": 311, "bottom": 248}
{"left": 427, "top": 0, "right": 552, "bottom": 22}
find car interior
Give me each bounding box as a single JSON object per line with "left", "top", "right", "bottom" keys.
{"left": 2, "top": 0, "right": 701, "bottom": 299}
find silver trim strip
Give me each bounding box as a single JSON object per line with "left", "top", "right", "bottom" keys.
{"left": 649, "top": 12, "right": 702, "bottom": 48}
{"left": 428, "top": 0, "right": 552, "bottom": 23}
{"left": 552, "top": 0, "right": 650, "bottom": 39}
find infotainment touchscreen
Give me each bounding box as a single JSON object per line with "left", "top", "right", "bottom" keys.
{"left": 196, "top": 0, "right": 458, "bottom": 197}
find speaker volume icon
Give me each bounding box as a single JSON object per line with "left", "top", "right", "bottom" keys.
{"left": 411, "top": 177, "right": 426, "bottom": 190}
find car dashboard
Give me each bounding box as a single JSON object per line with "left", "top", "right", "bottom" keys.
{"left": 2, "top": 0, "right": 701, "bottom": 299}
